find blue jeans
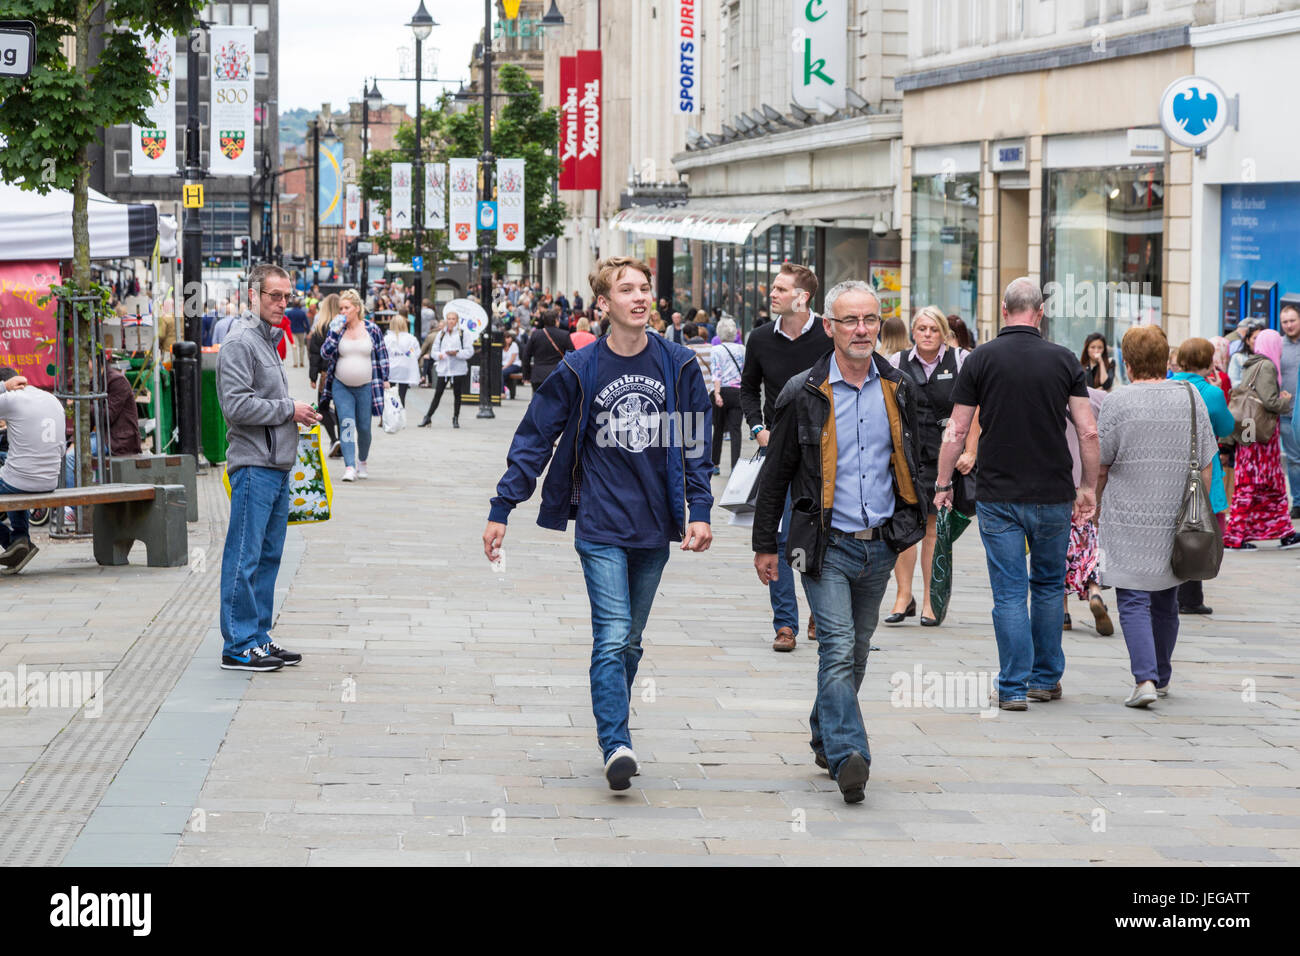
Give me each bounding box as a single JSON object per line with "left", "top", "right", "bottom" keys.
{"left": 799, "top": 532, "right": 897, "bottom": 777}
{"left": 1280, "top": 417, "right": 1300, "bottom": 508}
{"left": 573, "top": 539, "right": 671, "bottom": 760}
{"left": 769, "top": 493, "right": 799, "bottom": 635}
{"left": 331, "top": 383, "right": 373, "bottom": 468}
{"left": 976, "top": 500, "right": 1073, "bottom": 700}
{"left": 0, "top": 476, "right": 32, "bottom": 548}
{"left": 1116, "top": 586, "right": 1179, "bottom": 687}
{"left": 220, "top": 465, "right": 290, "bottom": 657}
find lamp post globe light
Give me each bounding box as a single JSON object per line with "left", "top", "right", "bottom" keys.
{"left": 407, "top": 3, "right": 436, "bottom": 339}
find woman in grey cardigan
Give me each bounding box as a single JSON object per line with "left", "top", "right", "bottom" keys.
{"left": 1096, "top": 326, "right": 1215, "bottom": 708}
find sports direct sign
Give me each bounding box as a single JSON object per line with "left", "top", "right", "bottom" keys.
{"left": 674, "top": 0, "right": 698, "bottom": 115}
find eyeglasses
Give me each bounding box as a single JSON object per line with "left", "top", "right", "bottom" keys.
{"left": 827, "top": 315, "right": 881, "bottom": 329}
{"left": 259, "top": 291, "right": 291, "bottom": 303}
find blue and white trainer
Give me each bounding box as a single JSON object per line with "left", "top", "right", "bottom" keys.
{"left": 221, "top": 645, "right": 285, "bottom": 671}
{"left": 603, "top": 746, "right": 639, "bottom": 791}
{"left": 265, "top": 641, "right": 302, "bottom": 665}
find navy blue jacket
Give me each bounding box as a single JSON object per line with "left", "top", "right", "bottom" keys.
{"left": 489, "top": 333, "right": 714, "bottom": 537}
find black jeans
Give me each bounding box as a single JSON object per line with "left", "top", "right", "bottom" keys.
{"left": 425, "top": 374, "right": 468, "bottom": 420}
{"left": 397, "top": 383, "right": 410, "bottom": 407}
{"left": 712, "top": 386, "right": 743, "bottom": 470}
{"left": 318, "top": 396, "right": 338, "bottom": 445}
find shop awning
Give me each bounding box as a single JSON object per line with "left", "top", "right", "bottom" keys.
{"left": 611, "top": 191, "right": 886, "bottom": 245}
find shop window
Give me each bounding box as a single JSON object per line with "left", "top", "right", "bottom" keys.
{"left": 252, "top": 4, "right": 270, "bottom": 30}
{"left": 231, "top": 4, "right": 250, "bottom": 26}
{"left": 672, "top": 239, "right": 693, "bottom": 316}
{"left": 1042, "top": 165, "right": 1163, "bottom": 362}
{"left": 911, "top": 173, "right": 979, "bottom": 325}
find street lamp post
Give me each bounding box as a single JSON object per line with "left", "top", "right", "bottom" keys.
{"left": 359, "top": 79, "right": 382, "bottom": 297}
{"left": 408, "top": 2, "right": 434, "bottom": 340}
{"left": 477, "top": 0, "right": 495, "bottom": 419}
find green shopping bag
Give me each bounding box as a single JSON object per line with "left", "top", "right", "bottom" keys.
{"left": 929, "top": 507, "right": 972, "bottom": 625}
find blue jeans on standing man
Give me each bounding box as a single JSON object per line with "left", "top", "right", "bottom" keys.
{"left": 976, "top": 500, "right": 1073, "bottom": 701}
{"left": 331, "top": 382, "right": 373, "bottom": 469}
{"left": 799, "top": 531, "right": 897, "bottom": 778}
{"left": 769, "top": 492, "right": 799, "bottom": 636}
{"left": 220, "top": 465, "right": 290, "bottom": 657}
{"left": 573, "top": 539, "right": 671, "bottom": 760}
{"left": 1279, "top": 417, "right": 1300, "bottom": 508}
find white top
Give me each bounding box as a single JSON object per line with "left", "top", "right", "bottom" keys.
{"left": 384, "top": 330, "right": 421, "bottom": 385}
{"left": 710, "top": 342, "right": 745, "bottom": 389}
{"left": 774, "top": 312, "right": 817, "bottom": 341}
{"left": 335, "top": 333, "right": 372, "bottom": 388}
{"left": 0, "top": 382, "right": 66, "bottom": 492}
{"left": 502, "top": 341, "right": 520, "bottom": 368}
{"left": 433, "top": 326, "right": 475, "bottom": 378}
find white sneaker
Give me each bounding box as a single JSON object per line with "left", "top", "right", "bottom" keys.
{"left": 341, "top": 466, "right": 356, "bottom": 482}
{"left": 1124, "top": 680, "right": 1158, "bottom": 708}
{"left": 1156, "top": 683, "right": 1170, "bottom": 698}
{"left": 356, "top": 461, "right": 368, "bottom": 479}
{"left": 603, "top": 746, "right": 639, "bottom": 791}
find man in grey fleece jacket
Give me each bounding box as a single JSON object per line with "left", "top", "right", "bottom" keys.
{"left": 216, "top": 263, "right": 320, "bottom": 671}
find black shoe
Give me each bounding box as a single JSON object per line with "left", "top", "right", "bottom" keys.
{"left": 1279, "top": 532, "right": 1300, "bottom": 551}
{"left": 418, "top": 416, "right": 432, "bottom": 428}
{"left": 1063, "top": 612, "right": 1072, "bottom": 631}
{"left": 452, "top": 416, "right": 460, "bottom": 429}
{"left": 328, "top": 440, "right": 343, "bottom": 458}
{"left": 813, "top": 751, "right": 828, "bottom": 771}
{"left": 265, "top": 641, "right": 302, "bottom": 665}
{"left": 920, "top": 615, "right": 939, "bottom": 627}
{"left": 836, "top": 752, "right": 870, "bottom": 804}
{"left": 221, "top": 645, "right": 284, "bottom": 671}
{"left": 884, "top": 597, "right": 916, "bottom": 625}
{"left": 1226, "top": 542, "right": 1257, "bottom": 551}
{"left": 0, "top": 539, "right": 38, "bottom": 575}
{"left": 1179, "top": 604, "right": 1213, "bottom": 615}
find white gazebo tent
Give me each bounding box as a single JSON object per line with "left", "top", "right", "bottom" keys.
{"left": 0, "top": 181, "right": 159, "bottom": 262}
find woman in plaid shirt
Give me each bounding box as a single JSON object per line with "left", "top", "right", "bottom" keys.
{"left": 319, "top": 289, "right": 391, "bottom": 482}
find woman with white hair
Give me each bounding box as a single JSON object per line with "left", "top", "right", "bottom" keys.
{"left": 383, "top": 312, "right": 420, "bottom": 407}
{"left": 709, "top": 317, "right": 746, "bottom": 473}
{"left": 319, "top": 289, "right": 391, "bottom": 481}
{"left": 418, "top": 310, "right": 475, "bottom": 428}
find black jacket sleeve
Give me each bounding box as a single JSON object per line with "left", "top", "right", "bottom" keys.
{"left": 752, "top": 381, "right": 803, "bottom": 554}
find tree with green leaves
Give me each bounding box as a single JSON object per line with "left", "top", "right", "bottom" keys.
{"left": 362, "top": 63, "right": 564, "bottom": 280}
{"left": 0, "top": 0, "right": 205, "bottom": 490}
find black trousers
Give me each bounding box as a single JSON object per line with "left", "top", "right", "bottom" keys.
{"left": 397, "top": 383, "right": 410, "bottom": 407}
{"left": 425, "top": 374, "right": 468, "bottom": 419}
{"left": 712, "top": 386, "right": 743, "bottom": 470}
{"left": 318, "top": 396, "right": 338, "bottom": 445}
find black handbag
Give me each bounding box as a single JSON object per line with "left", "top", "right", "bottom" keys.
{"left": 1170, "top": 382, "right": 1223, "bottom": 581}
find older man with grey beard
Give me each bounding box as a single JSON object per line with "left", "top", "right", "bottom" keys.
{"left": 933, "top": 277, "right": 1099, "bottom": 711}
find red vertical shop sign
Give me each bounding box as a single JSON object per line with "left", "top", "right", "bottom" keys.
{"left": 558, "top": 56, "right": 578, "bottom": 190}
{"left": 574, "top": 49, "right": 602, "bottom": 191}
{"left": 0, "top": 261, "right": 60, "bottom": 389}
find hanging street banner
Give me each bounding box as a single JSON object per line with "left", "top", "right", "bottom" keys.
{"left": 673, "top": 1, "right": 698, "bottom": 115}
{"left": 558, "top": 56, "right": 577, "bottom": 190}
{"left": 791, "top": 0, "right": 846, "bottom": 111}
{"left": 496, "top": 158, "right": 525, "bottom": 251}
{"left": 369, "top": 206, "right": 385, "bottom": 235}
{"left": 131, "top": 32, "right": 177, "bottom": 175}
{"left": 208, "top": 25, "right": 255, "bottom": 176}
{"left": 424, "top": 163, "right": 446, "bottom": 230}
{"left": 317, "top": 138, "right": 344, "bottom": 226}
{"left": 448, "top": 158, "right": 478, "bottom": 251}
{"left": 0, "top": 261, "right": 60, "bottom": 390}
{"left": 344, "top": 184, "right": 360, "bottom": 238}
{"left": 575, "top": 50, "right": 602, "bottom": 191}
{"left": 391, "top": 162, "right": 413, "bottom": 229}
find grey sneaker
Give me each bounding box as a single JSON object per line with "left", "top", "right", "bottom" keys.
{"left": 1156, "top": 684, "right": 1170, "bottom": 698}
{"left": 1124, "top": 681, "right": 1158, "bottom": 708}
{"left": 0, "top": 538, "right": 38, "bottom": 575}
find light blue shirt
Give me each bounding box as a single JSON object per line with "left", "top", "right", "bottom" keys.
{"left": 828, "top": 354, "right": 895, "bottom": 532}
{"left": 211, "top": 314, "right": 237, "bottom": 345}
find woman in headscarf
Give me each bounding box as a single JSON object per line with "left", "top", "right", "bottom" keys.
{"left": 1223, "top": 329, "right": 1299, "bottom": 551}
{"left": 1209, "top": 336, "right": 1235, "bottom": 501}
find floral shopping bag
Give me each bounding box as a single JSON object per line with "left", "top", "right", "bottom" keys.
{"left": 221, "top": 425, "right": 334, "bottom": 525}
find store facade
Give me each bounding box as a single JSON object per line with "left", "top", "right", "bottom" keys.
{"left": 898, "top": 28, "right": 1195, "bottom": 355}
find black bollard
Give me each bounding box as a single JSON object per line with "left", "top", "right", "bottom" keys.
{"left": 173, "top": 341, "right": 200, "bottom": 463}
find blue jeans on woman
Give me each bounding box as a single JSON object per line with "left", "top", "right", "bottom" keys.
{"left": 976, "top": 500, "right": 1072, "bottom": 701}
{"left": 1116, "top": 586, "right": 1179, "bottom": 687}
{"left": 219, "top": 465, "right": 290, "bottom": 657}
{"left": 799, "top": 531, "right": 897, "bottom": 778}
{"left": 331, "top": 382, "right": 372, "bottom": 468}
{"left": 573, "top": 539, "right": 671, "bottom": 760}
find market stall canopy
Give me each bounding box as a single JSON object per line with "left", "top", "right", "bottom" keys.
{"left": 611, "top": 191, "right": 885, "bottom": 245}
{"left": 0, "top": 181, "right": 159, "bottom": 262}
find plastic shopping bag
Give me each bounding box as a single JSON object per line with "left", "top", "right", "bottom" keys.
{"left": 222, "top": 425, "right": 333, "bottom": 525}
{"left": 719, "top": 450, "right": 765, "bottom": 514}
{"left": 381, "top": 391, "right": 406, "bottom": 434}
{"left": 928, "top": 507, "right": 972, "bottom": 625}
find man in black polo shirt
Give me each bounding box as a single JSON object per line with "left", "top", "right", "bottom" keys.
{"left": 932, "top": 277, "right": 1098, "bottom": 710}
{"left": 741, "top": 262, "right": 834, "bottom": 652}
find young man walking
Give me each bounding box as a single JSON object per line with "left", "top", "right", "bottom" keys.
{"left": 753, "top": 280, "right": 926, "bottom": 803}
{"left": 483, "top": 256, "right": 714, "bottom": 791}
{"left": 217, "top": 264, "right": 321, "bottom": 671}
{"left": 933, "top": 277, "right": 1098, "bottom": 709}
{"left": 741, "top": 263, "right": 833, "bottom": 652}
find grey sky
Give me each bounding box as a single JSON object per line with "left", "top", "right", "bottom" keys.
{"left": 277, "top": 1, "right": 487, "bottom": 114}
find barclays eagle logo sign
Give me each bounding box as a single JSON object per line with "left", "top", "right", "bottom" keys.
{"left": 1159, "top": 76, "right": 1231, "bottom": 148}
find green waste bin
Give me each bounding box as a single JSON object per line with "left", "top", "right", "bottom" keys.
{"left": 156, "top": 367, "right": 176, "bottom": 453}
{"left": 200, "top": 358, "right": 228, "bottom": 464}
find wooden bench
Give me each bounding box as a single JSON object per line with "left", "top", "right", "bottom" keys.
{"left": 0, "top": 483, "right": 188, "bottom": 568}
